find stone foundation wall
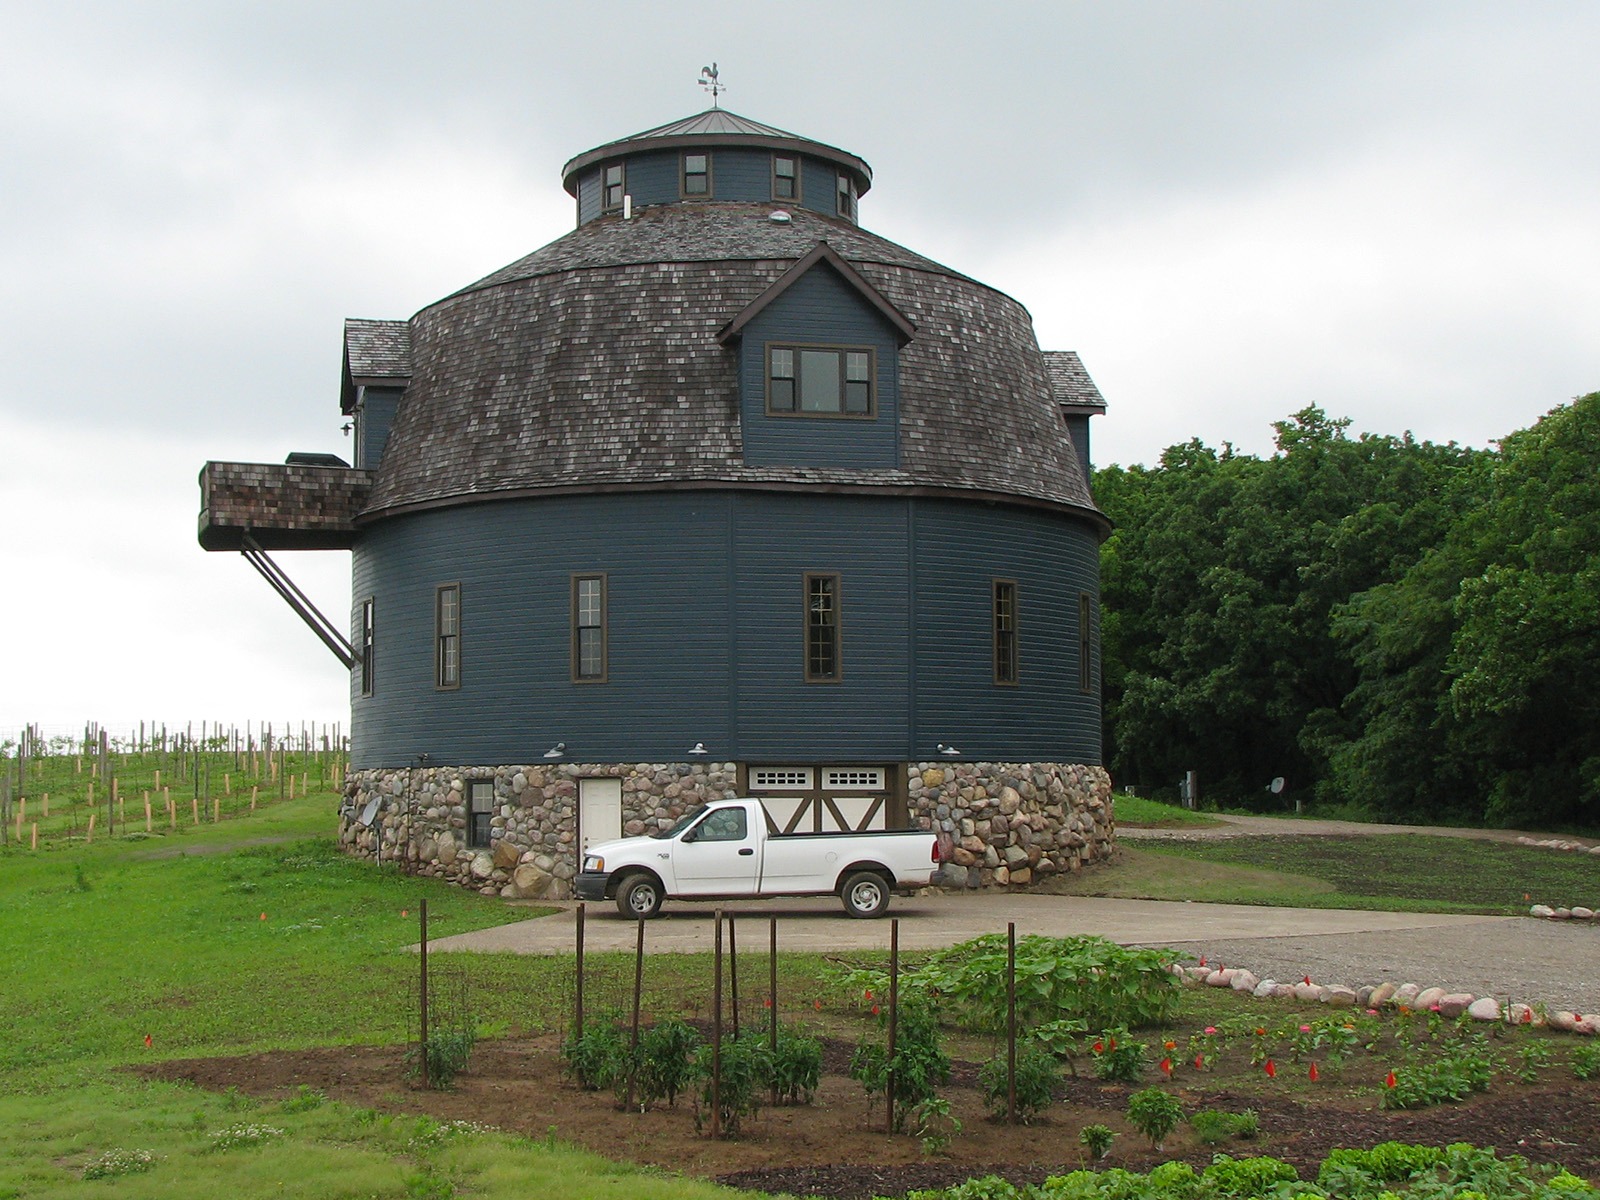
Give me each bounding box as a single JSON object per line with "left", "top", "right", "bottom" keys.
{"left": 339, "top": 760, "right": 1115, "bottom": 899}
{"left": 908, "top": 762, "right": 1115, "bottom": 887}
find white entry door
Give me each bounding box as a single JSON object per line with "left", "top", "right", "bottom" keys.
{"left": 578, "top": 778, "right": 622, "bottom": 854}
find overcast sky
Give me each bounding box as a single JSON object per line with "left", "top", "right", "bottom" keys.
{"left": 3, "top": 1, "right": 1597, "bottom": 736}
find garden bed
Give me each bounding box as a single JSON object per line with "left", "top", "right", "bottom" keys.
{"left": 138, "top": 1033, "right": 1600, "bottom": 1198}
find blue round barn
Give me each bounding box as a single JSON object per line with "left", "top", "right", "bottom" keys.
{"left": 199, "top": 108, "right": 1115, "bottom": 896}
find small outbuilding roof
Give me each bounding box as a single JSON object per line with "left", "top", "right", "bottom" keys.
{"left": 1043, "top": 350, "right": 1108, "bottom": 415}
{"left": 341, "top": 318, "right": 413, "bottom": 414}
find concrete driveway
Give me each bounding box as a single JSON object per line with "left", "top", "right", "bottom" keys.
{"left": 425, "top": 891, "right": 1600, "bottom": 1014}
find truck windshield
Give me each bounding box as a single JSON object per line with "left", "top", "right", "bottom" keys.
{"left": 656, "top": 806, "right": 707, "bottom": 839}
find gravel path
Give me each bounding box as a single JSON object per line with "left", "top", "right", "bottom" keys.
{"left": 1119, "top": 811, "right": 1598, "bottom": 846}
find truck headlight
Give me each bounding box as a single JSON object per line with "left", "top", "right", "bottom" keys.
{"left": 583, "top": 855, "right": 604, "bottom": 873}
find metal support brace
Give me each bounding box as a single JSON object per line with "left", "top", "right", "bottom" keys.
{"left": 240, "top": 533, "right": 357, "bottom": 669}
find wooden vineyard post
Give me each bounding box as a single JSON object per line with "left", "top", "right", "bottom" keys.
{"left": 191, "top": 797, "right": 199, "bottom": 826}
{"left": 728, "top": 914, "right": 739, "bottom": 1041}
{"left": 418, "top": 899, "right": 430, "bottom": 1089}
{"left": 769, "top": 915, "right": 779, "bottom": 1106}
{"left": 574, "top": 903, "right": 586, "bottom": 1042}
{"left": 251, "top": 786, "right": 258, "bottom": 811}
{"left": 886, "top": 918, "right": 899, "bottom": 1136}
{"left": 166, "top": 788, "right": 174, "bottom": 830}
{"left": 711, "top": 910, "right": 723, "bottom": 1138}
{"left": 213, "top": 797, "right": 220, "bottom": 823}
{"left": 41, "top": 793, "right": 48, "bottom": 818}
{"left": 143, "top": 792, "right": 151, "bottom": 833}
{"left": 626, "top": 918, "right": 645, "bottom": 1111}
{"left": 31, "top": 822, "right": 37, "bottom": 851}
{"left": 1006, "top": 921, "right": 1017, "bottom": 1124}
{"left": 87, "top": 812, "right": 95, "bottom": 843}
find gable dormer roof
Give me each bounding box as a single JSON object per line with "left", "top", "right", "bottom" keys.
{"left": 1043, "top": 350, "right": 1107, "bottom": 416}
{"left": 716, "top": 241, "right": 916, "bottom": 346}
{"left": 341, "top": 318, "right": 412, "bottom": 414}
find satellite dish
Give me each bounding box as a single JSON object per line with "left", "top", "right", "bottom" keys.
{"left": 358, "top": 797, "right": 382, "bottom": 827}
{"left": 1268, "top": 777, "right": 1286, "bottom": 795}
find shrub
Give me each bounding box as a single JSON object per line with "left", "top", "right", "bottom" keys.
{"left": 408, "top": 1027, "right": 475, "bottom": 1089}
{"left": 1089, "top": 1028, "right": 1147, "bottom": 1083}
{"left": 1078, "top": 1123, "right": 1114, "bottom": 1162}
{"left": 1125, "top": 1087, "right": 1183, "bottom": 1150}
{"left": 636, "top": 1018, "right": 701, "bottom": 1108}
{"left": 277, "top": 1084, "right": 326, "bottom": 1113}
{"left": 1380, "top": 1034, "right": 1493, "bottom": 1110}
{"left": 910, "top": 1096, "right": 962, "bottom": 1155}
{"left": 694, "top": 1036, "right": 772, "bottom": 1135}
{"left": 769, "top": 1023, "right": 823, "bottom": 1104}
{"left": 1200, "top": 1153, "right": 1300, "bottom": 1197}
{"left": 849, "top": 1000, "right": 951, "bottom": 1133}
{"left": 978, "top": 1041, "right": 1059, "bottom": 1123}
{"left": 560, "top": 1021, "right": 628, "bottom": 1091}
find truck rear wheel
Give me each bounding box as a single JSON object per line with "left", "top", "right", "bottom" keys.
{"left": 616, "top": 875, "right": 663, "bottom": 919}
{"left": 840, "top": 870, "right": 891, "bottom": 918}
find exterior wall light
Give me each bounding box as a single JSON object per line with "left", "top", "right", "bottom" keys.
{"left": 936, "top": 743, "right": 961, "bottom": 757}
{"left": 688, "top": 742, "right": 709, "bottom": 755}
{"left": 543, "top": 742, "right": 566, "bottom": 759}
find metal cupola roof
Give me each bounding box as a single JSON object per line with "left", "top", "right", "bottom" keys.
{"left": 561, "top": 107, "right": 872, "bottom": 197}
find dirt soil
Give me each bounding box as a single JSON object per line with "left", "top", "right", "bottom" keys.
{"left": 136, "top": 1037, "right": 1600, "bottom": 1197}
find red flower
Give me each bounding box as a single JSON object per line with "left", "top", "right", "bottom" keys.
{"left": 1198, "top": 956, "right": 1207, "bottom": 967}
{"left": 1303, "top": 975, "right": 1311, "bottom": 986}
{"left": 1159, "top": 1057, "right": 1172, "bottom": 1076}
{"left": 1194, "top": 1054, "right": 1205, "bottom": 1070}
{"left": 1308, "top": 1063, "right": 1320, "bottom": 1082}
{"left": 814, "top": 1000, "right": 822, "bottom": 1012}
{"left": 1385, "top": 1070, "right": 1397, "bottom": 1088}
{"left": 1163, "top": 1040, "right": 1176, "bottom": 1052}
{"left": 1093, "top": 1040, "right": 1104, "bottom": 1053}
{"left": 143, "top": 1033, "right": 152, "bottom": 1049}
{"left": 763, "top": 997, "right": 772, "bottom": 1009}
{"left": 871, "top": 1004, "right": 880, "bottom": 1016}
{"left": 1108, "top": 1037, "right": 1117, "bottom": 1050}
{"left": 864, "top": 989, "right": 873, "bottom": 1000}
{"left": 1264, "top": 1059, "right": 1277, "bottom": 1078}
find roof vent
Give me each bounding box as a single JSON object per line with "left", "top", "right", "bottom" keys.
{"left": 768, "top": 209, "right": 792, "bottom": 223}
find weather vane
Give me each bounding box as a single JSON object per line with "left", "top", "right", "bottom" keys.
{"left": 698, "top": 63, "right": 724, "bottom": 107}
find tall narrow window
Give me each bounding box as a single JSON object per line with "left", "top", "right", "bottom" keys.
{"left": 836, "top": 171, "right": 855, "bottom": 219}
{"left": 805, "top": 574, "right": 840, "bottom": 682}
{"left": 435, "top": 583, "right": 461, "bottom": 690}
{"left": 773, "top": 154, "right": 798, "bottom": 200}
{"left": 359, "top": 598, "right": 375, "bottom": 696}
{"left": 602, "top": 162, "right": 625, "bottom": 212}
{"left": 1079, "top": 592, "right": 1094, "bottom": 693}
{"left": 993, "top": 580, "right": 1019, "bottom": 685}
{"left": 681, "top": 152, "right": 710, "bottom": 196}
{"left": 467, "top": 780, "right": 493, "bottom": 848}
{"left": 572, "top": 574, "right": 607, "bottom": 682}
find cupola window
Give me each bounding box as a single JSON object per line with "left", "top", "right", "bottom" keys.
{"left": 682, "top": 152, "right": 710, "bottom": 196}
{"left": 773, "top": 154, "right": 798, "bottom": 200}
{"left": 602, "top": 162, "right": 626, "bottom": 212}
{"left": 766, "top": 345, "right": 874, "bottom": 417}
{"left": 836, "top": 172, "right": 855, "bottom": 219}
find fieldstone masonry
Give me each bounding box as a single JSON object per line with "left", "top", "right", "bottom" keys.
{"left": 339, "top": 760, "right": 1116, "bottom": 899}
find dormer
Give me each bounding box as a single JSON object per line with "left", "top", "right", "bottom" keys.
{"left": 1043, "top": 351, "right": 1108, "bottom": 482}
{"left": 718, "top": 242, "right": 915, "bottom": 469}
{"left": 341, "top": 319, "right": 412, "bottom": 470}
{"left": 561, "top": 109, "right": 872, "bottom": 227}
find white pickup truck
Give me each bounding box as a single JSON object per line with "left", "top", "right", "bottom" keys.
{"left": 573, "top": 798, "right": 945, "bottom": 919}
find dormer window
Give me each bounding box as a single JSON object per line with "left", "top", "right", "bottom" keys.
{"left": 773, "top": 154, "right": 799, "bottom": 201}
{"left": 682, "top": 152, "right": 710, "bottom": 197}
{"left": 767, "top": 345, "right": 874, "bottom": 417}
{"left": 602, "top": 162, "right": 626, "bottom": 212}
{"left": 836, "top": 172, "right": 855, "bottom": 219}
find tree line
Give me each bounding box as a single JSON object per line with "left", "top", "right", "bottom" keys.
{"left": 1093, "top": 391, "right": 1599, "bottom": 830}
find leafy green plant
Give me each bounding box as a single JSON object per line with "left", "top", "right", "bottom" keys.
{"left": 635, "top": 1018, "right": 701, "bottom": 1109}
{"left": 910, "top": 1095, "right": 961, "bottom": 1155}
{"left": 1089, "top": 1028, "right": 1147, "bottom": 1083}
{"left": 1317, "top": 1141, "right": 1445, "bottom": 1196}
{"left": 1571, "top": 1040, "right": 1600, "bottom": 1080}
{"left": 978, "top": 1041, "right": 1058, "bottom": 1123}
{"left": 1380, "top": 1034, "right": 1493, "bottom": 1109}
{"left": 205, "top": 1122, "right": 285, "bottom": 1152}
{"left": 1188, "top": 1107, "right": 1258, "bottom": 1145}
{"left": 277, "top": 1084, "right": 326, "bottom": 1113}
{"left": 1126, "top": 1087, "right": 1183, "bottom": 1150}
{"left": 1510, "top": 1039, "right": 1553, "bottom": 1083}
{"left": 1201, "top": 1153, "right": 1300, "bottom": 1197}
{"left": 407, "top": 1028, "right": 475, "bottom": 1089}
{"left": 560, "top": 1020, "right": 629, "bottom": 1091}
{"left": 694, "top": 1036, "right": 772, "bottom": 1136}
{"left": 768, "top": 1024, "right": 822, "bottom": 1104}
{"left": 1078, "top": 1123, "right": 1114, "bottom": 1162}
{"left": 848, "top": 1000, "right": 951, "bottom": 1133}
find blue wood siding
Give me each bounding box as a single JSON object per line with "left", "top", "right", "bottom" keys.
{"left": 356, "top": 388, "right": 400, "bottom": 470}
{"left": 738, "top": 265, "right": 900, "bottom": 469}
{"left": 573, "top": 150, "right": 853, "bottom": 226}
{"left": 1064, "top": 413, "right": 1092, "bottom": 480}
{"left": 351, "top": 491, "right": 1101, "bottom": 769}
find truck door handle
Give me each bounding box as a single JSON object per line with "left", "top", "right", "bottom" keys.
{"left": 738, "top": 848, "right": 754, "bottom": 856}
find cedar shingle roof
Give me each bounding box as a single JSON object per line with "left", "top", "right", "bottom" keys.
{"left": 362, "top": 203, "right": 1102, "bottom": 524}
{"left": 1043, "top": 350, "right": 1107, "bottom": 414}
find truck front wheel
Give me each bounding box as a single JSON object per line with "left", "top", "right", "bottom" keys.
{"left": 840, "top": 871, "right": 891, "bottom": 918}
{"left": 616, "top": 875, "right": 663, "bottom": 919}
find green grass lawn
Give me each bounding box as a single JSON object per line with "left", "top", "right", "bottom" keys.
{"left": 1110, "top": 794, "right": 1224, "bottom": 829}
